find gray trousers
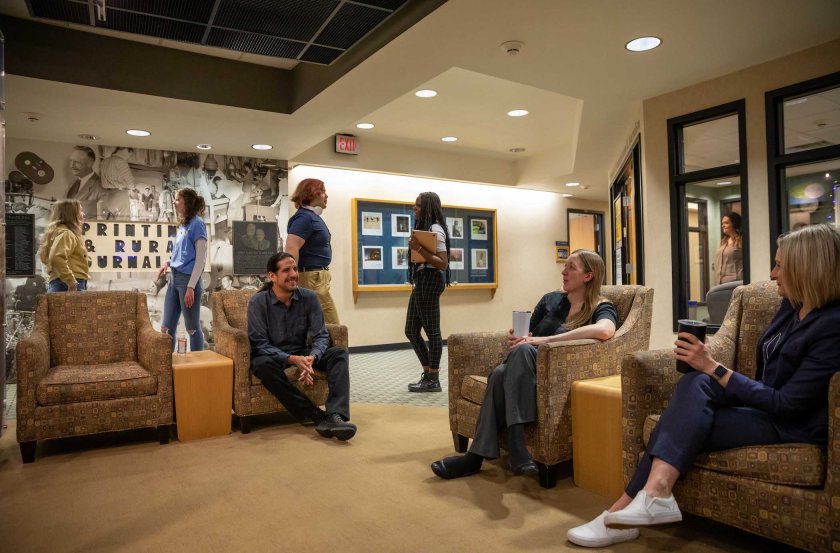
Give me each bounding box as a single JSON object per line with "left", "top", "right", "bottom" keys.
{"left": 468, "top": 344, "right": 538, "bottom": 459}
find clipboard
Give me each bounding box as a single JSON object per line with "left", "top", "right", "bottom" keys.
{"left": 410, "top": 230, "right": 437, "bottom": 263}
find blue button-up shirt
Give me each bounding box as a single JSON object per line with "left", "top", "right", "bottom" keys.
{"left": 247, "top": 286, "right": 329, "bottom": 365}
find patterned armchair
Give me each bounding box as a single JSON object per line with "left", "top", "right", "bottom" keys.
{"left": 621, "top": 281, "right": 839, "bottom": 552}
{"left": 211, "top": 289, "right": 346, "bottom": 433}
{"left": 16, "top": 291, "right": 173, "bottom": 463}
{"left": 448, "top": 285, "right": 654, "bottom": 488}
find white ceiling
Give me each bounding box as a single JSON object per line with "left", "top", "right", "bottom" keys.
{"left": 4, "top": 0, "right": 840, "bottom": 201}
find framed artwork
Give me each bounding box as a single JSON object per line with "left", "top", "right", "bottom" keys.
{"left": 233, "top": 220, "right": 278, "bottom": 274}
{"left": 362, "top": 246, "right": 383, "bottom": 269}
{"left": 449, "top": 247, "right": 464, "bottom": 270}
{"left": 392, "top": 213, "right": 411, "bottom": 237}
{"left": 361, "top": 211, "right": 383, "bottom": 236}
{"left": 471, "top": 248, "right": 488, "bottom": 270}
{"left": 392, "top": 246, "right": 409, "bottom": 269}
{"left": 446, "top": 217, "right": 464, "bottom": 239}
{"left": 470, "top": 218, "right": 488, "bottom": 240}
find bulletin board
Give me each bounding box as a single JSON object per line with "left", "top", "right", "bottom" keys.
{"left": 351, "top": 198, "right": 498, "bottom": 299}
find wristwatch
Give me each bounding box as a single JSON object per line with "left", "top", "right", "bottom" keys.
{"left": 712, "top": 364, "right": 728, "bottom": 380}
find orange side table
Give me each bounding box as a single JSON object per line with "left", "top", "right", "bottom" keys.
{"left": 172, "top": 350, "right": 233, "bottom": 441}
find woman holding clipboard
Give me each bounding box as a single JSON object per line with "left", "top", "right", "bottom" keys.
{"left": 406, "top": 192, "right": 451, "bottom": 392}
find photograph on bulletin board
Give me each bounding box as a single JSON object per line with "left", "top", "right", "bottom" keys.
{"left": 352, "top": 198, "right": 497, "bottom": 293}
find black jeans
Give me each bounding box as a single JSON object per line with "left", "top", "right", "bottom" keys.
{"left": 251, "top": 346, "right": 351, "bottom": 422}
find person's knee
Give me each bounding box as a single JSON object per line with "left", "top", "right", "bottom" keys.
{"left": 488, "top": 364, "right": 507, "bottom": 383}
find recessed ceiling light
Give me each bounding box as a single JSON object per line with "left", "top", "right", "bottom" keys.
{"left": 565, "top": 182, "right": 580, "bottom": 187}
{"left": 126, "top": 129, "right": 151, "bottom": 137}
{"left": 562, "top": 193, "right": 574, "bottom": 198}
{"left": 196, "top": 144, "right": 212, "bottom": 150}
{"left": 625, "top": 36, "right": 661, "bottom": 52}
{"left": 716, "top": 181, "right": 732, "bottom": 186}
{"left": 509, "top": 147, "right": 526, "bottom": 153}
{"left": 826, "top": 173, "right": 832, "bottom": 178}
{"left": 78, "top": 133, "right": 98, "bottom": 141}
{"left": 356, "top": 123, "right": 374, "bottom": 129}
{"left": 507, "top": 109, "right": 529, "bottom": 117}
{"left": 415, "top": 89, "right": 437, "bottom": 98}
{"left": 251, "top": 144, "right": 273, "bottom": 150}
{"left": 441, "top": 136, "right": 458, "bottom": 142}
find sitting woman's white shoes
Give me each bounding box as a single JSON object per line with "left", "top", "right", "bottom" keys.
{"left": 604, "top": 491, "right": 682, "bottom": 527}
{"left": 566, "top": 511, "right": 640, "bottom": 548}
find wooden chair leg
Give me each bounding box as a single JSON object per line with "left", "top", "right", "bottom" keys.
{"left": 158, "top": 425, "right": 171, "bottom": 444}
{"left": 452, "top": 432, "right": 468, "bottom": 452}
{"left": 19, "top": 441, "right": 36, "bottom": 464}
{"left": 536, "top": 461, "right": 559, "bottom": 489}
{"left": 239, "top": 416, "right": 252, "bottom": 434}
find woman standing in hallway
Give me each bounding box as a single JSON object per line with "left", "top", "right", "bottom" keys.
{"left": 714, "top": 212, "right": 743, "bottom": 284}
{"left": 406, "top": 192, "right": 451, "bottom": 393}
{"left": 567, "top": 224, "right": 840, "bottom": 548}
{"left": 430, "top": 250, "right": 616, "bottom": 477}
{"left": 39, "top": 199, "right": 89, "bottom": 292}
{"left": 158, "top": 188, "right": 207, "bottom": 351}
{"left": 286, "top": 178, "right": 339, "bottom": 325}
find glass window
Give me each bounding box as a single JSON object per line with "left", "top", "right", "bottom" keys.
{"left": 783, "top": 158, "right": 840, "bottom": 230}
{"left": 782, "top": 86, "right": 840, "bottom": 155}
{"left": 681, "top": 114, "right": 740, "bottom": 173}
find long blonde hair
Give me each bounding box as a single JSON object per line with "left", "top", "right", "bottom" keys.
{"left": 38, "top": 199, "right": 83, "bottom": 264}
{"left": 564, "top": 249, "right": 607, "bottom": 329}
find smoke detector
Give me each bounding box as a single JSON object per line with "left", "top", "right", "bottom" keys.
{"left": 24, "top": 112, "right": 42, "bottom": 123}
{"left": 500, "top": 40, "right": 524, "bottom": 56}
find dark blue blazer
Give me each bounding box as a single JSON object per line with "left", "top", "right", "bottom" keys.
{"left": 725, "top": 297, "right": 840, "bottom": 445}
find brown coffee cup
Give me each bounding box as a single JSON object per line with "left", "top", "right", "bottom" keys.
{"left": 676, "top": 319, "right": 707, "bottom": 373}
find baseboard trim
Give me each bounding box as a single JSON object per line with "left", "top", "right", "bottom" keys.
{"left": 349, "top": 340, "right": 448, "bottom": 354}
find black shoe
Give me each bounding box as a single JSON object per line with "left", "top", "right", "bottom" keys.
{"left": 408, "top": 373, "right": 442, "bottom": 393}
{"left": 316, "top": 413, "right": 357, "bottom": 441}
{"left": 304, "top": 407, "right": 326, "bottom": 426}
{"left": 510, "top": 459, "right": 539, "bottom": 477}
{"left": 431, "top": 454, "right": 482, "bottom": 479}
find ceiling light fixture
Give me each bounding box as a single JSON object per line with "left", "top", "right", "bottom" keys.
{"left": 717, "top": 181, "right": 732, "bottom": 186}
{"left": 565, "top": 182, "right": 580, "bottom": 187}
{"left": 126, "top": 129, "right": 151, "bottom": 137}
{"left": 441, "top": 136, "right": 458, "bottom": 142}
{"left": 78, "top": 133, "right": 98, "bottom": 141}
{"left": 509, "top": 147, "right": 526, "bottom": 153}
{"left": 562, "top": 193, "right": 574, "bottom": 198}
{"left": 415, "top": 89, "right": 437, "bottom": 98}
{"left": 507, "top": 109, "right": 529, "bottom": 117}
{"left": 625, "top": 36, "right": 661, "bottom": 52}
{"left": 196, "top": 144, "right": 212, "bottom": 150}
{"left": 251, "top": 144, "right": 273, "bottom": 150}
{"left": 356, "top": 123, "right": 374, "bottom": 129}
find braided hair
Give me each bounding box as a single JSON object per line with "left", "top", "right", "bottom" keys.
{"left": 409, "top": 192, "right": 451, "bottom": 286}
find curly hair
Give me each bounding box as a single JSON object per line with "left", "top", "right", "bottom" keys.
{"left": 175, "top": 188, "right": 206, "bottom": 225}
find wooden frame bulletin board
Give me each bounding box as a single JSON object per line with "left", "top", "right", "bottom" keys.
{"left": 351, "top": 198, "right": 498, "bottom": 301}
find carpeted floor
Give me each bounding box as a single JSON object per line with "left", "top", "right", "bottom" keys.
{"left": 0, "top": 403, "right": 801, "bottom": 553}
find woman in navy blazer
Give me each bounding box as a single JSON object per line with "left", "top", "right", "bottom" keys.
{"left": 568, "top": 224, "right": 840, "bottom": 548}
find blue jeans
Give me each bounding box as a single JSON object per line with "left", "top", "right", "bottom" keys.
{"left": 47, "top": 279, "right": 87, "bottom": 292}
{"left": 161, "top": 270, "right": 204, "bottom": 351}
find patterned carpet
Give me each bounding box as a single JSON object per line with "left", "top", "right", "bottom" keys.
{"left": 1, "top": 347, "right": 448, "bottom": 424}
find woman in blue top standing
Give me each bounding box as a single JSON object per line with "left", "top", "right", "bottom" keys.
{"left": 158, "top": 188, "right": 208, "bottom": 351}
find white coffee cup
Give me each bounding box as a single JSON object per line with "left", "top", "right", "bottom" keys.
{"left": 512, "top": 310, "right": 531, "bottom": 337}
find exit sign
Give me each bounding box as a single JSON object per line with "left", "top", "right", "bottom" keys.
{"left": 335, "top": 134, "right": 359, "bottom": 155}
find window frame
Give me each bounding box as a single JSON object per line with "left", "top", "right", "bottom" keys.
{"left": 667, "top": 99, "right": 749, "bottom": 332}
{"left": 609, "top": 137, "right": 645, "bottom": 285}
{"left": 765, "top": 71, "right": 840, "bottom": 262}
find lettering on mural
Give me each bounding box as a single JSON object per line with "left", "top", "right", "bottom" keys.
{"left": 82, "top": 222, "right": 183, "bottom": 271}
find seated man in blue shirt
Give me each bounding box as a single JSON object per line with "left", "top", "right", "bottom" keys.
{"left": 247, "top": 252, "right": 356, "bottom": 441}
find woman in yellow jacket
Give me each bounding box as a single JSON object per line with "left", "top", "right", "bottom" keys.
{"left": 38, "top": 199, "right": 89, "bottom": 292}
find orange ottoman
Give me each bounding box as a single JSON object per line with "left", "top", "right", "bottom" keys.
{"left": 172, "top": 350, "right": 234, "bottom": 441}
{"left": 571, "top": 374, "right": 624, "bottom": 499}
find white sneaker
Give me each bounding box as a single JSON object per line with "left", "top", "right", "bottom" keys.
{"left": 567, "top": 511, "right": 640, "bottom": 548}
{"left": 604, "top": 491, "right": 682, "bottom": 528}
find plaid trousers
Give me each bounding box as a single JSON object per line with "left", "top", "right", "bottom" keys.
{"left": 405, "top": 268, "right": 445, "bottom": 369}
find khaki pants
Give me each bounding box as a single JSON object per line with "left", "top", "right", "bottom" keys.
{"left": 298, "top": 269, "right": 340, "bottom": 325}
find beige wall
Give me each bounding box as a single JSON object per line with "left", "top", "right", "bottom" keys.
{"left": 289, "top": 165, "right": 610, "bottom": 347}
{"left": 641, "top": 39, "right": 840, "bottom": 349}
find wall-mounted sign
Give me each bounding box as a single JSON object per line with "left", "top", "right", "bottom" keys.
{"left": 335, "top": 134, "right": 359, "bottom": 155}
{"left": 5, "top": 213, "right": 36, "bottom": 277}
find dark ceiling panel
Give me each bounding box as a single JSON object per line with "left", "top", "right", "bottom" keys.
{"left": 106, "top": 0, "right": 217, "bottom": 23}
{"left": 214, "top": 0, "right": 339, "bottom": 41}
{"left": 315, "top": 3, "right": 389, "bottom": 50}
{"left": 354, "top": 0, "right": 411, "bottom": 10}
{"left": 207, "top": 28, "right": 306, "bottom": 59}
{"left": 101, "top": 10, "right": 206, "bottom": 43}
{"left": 29, "top": 0, "right": 89, "bottom": 26}
{"left": 299, "top": 44, "right": 343, "bottom": 65}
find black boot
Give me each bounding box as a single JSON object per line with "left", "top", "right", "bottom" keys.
{"left": 408, "top": 371, "right": 441, "bottom": 393}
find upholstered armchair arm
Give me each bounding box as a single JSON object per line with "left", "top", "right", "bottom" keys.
{"left": 136, "top": 294, "right": 174, "bottom": 424}
{"left": 825, "top": 373, "right": 840, "bottom": 510}
{"left": 326, "top": 324, "right": 348, "bottom": 349}
{"left": 619, "top": 348, "right": 681, "bottom": 485}
{"left": 447, "top": 331, "right": 509, "bottom": 431}
{"left": 214, "top": 318, "right": 251, "bottom": 410}
{"left": 15, "top": 319, "right": 51, "bottom": 441}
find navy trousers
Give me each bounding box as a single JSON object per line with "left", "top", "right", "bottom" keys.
{"left": 626, "top": 371, "right": 782, "bottom": 496}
